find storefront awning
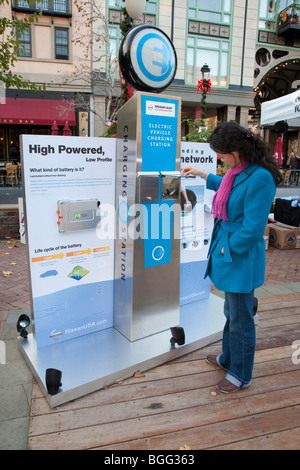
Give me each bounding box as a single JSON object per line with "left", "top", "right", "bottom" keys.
{"left": 0, "top": 98, "right": 76, "bottom": 126}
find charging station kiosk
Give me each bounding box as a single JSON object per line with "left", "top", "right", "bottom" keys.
{"left": 18, "top": 25, "right": 225, "bottom": 407}
{"left": 115, "top": 91, "right": 181, "bottom": 342}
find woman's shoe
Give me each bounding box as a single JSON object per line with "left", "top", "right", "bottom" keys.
{"left": 216, "top": 378, "right": 240, "bottom": 394}
{"left": 206, "top": 355, "right": 221, "bottom": 368}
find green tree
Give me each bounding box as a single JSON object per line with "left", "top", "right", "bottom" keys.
{"left": 0, "top": 0, "right": 45, "bottom": 91}
{"left": 182, "top": 118, "right": 213, "bottom": 143}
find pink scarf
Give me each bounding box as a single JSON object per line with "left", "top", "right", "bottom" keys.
{"left": 211, "top": 162, "right": 248, "bottom": 222}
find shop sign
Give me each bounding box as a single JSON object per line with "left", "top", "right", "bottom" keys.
{"left": 0, "top": 118, "right": 35, "bottom": 124}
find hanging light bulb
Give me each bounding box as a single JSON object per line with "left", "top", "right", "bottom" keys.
{"left": 125, "top": 0, "right": 147, "bottom": 20}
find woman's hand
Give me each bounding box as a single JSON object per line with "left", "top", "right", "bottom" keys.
{"left": 182, "top": 166, "right": 202, "bottom": 177}
{"left": 182, "top": 166, "right": 195, "bottom": 176}
{"left": 182, "top": 166, "right": 209, "bottom": 179}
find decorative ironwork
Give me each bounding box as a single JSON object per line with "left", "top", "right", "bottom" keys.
{"left": 11, "top": 0, "right": 72, "bottom": 17}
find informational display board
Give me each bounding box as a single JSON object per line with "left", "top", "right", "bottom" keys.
{"left": 21, "top": 136, "right": 116, "bottom": 348}
{"left": 21, "top": 134, "right": 216, "bottom": 348}
{"left": 180, "top": 142, "right": 217, "bottom": 305}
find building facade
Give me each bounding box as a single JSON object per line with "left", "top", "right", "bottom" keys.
{"left": 94, "top": 0, "right": 258, "bottom": 137}
{"left": 0, "top": 0, "right": 299, "bottom": 162}
{"left": 254, "top": 0, "right": 300, "bottom": 157}
{"left": 0, "top": 0, "right": 92, "bottom": 165}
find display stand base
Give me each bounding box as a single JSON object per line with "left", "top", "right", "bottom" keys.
{"left": 18, "top": 295, "right": 224, "bottom": 408}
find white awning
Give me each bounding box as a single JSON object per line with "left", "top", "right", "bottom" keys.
{"left": 261, "top": 89, "right": 300, "bottom": 127}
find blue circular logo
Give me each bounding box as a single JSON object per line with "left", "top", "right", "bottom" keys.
{"left": 136, "top": 33, "right": 176, "bottom": 84}
{"left": 119, "top": 25, "right": 177, "bottom": 93}
{"left": 152, "top": 246, "right": 165, "bottom": 261}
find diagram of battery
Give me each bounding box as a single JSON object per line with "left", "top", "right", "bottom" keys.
{"left": 57, "top": 199, "right": 101, "bottom": 233}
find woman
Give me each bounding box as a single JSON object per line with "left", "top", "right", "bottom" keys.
{"left": 182, "top": 122, "right": 282, "bottom": 393}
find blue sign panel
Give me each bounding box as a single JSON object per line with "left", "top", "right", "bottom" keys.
{"left": 140, "top": 95, "right": 179, "bottom": 269}
{"left": 140, "top": 95, "right": 179, "bottom": 172}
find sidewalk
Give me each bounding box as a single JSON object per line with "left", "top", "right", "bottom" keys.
{"left": 1, "top": 239, "right": 300, "bottom": 450}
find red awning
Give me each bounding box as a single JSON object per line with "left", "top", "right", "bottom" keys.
{"left": 0, "top": 98, "right": 76, "bottom": 126}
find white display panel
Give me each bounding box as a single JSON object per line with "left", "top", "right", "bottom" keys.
{"left": 21, "top": 136, "right": 116, "bottom": 348}
{"left": 180, "top": 142, "right": 217, "bottom": 305}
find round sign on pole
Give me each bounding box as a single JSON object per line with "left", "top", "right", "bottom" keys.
{"left": 119, "top": 25, "right": 177, "bottom": 93}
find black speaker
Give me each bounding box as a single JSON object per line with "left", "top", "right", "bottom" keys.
{"left": 170, "top": 326, "right": 185, "bottom": 347}
{"left": 45, "top": 368, "right": 62, "bottom": 396}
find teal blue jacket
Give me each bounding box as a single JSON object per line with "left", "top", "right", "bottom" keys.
{"left": 205, "top": 164, "right": 276, "bottom": 293}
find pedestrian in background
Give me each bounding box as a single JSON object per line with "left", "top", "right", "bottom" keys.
{"left": 289, "top": 151, "right": 300, "bottom": 184}
{"left": 182, "top": 122, "right": 282, "bottom": 393}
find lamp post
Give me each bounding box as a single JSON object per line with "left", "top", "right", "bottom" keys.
{"left": 201, "top": 63, "right": 211, "bottom": 83}
{"left": 125, "top": 0, "right": 147, "bottom": 21}
{"left": 196, "top": 63, "right": 211, "bottom": 128}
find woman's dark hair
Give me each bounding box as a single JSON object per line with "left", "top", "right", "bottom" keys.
{"left": 209, "top": 122, "right": 282, "bottom": 185}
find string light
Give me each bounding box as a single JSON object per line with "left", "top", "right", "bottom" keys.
{"left": 254, "top": 58, "right": 299, "bottom": 93}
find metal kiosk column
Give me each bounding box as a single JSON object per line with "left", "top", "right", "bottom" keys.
{"left": 115, "top": 25, "right": 181, "bottom": 341}
{"left": 115, "top": 92, "right": 181, "bottom": 341}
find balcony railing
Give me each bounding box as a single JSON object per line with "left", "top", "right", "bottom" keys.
{"left": 11, "top": 0, "right": 72, "bottom": 17}
{"left": 277, "top": 3, "right": 300, "bottom": 36}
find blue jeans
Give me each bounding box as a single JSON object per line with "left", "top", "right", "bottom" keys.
{"left": 218, "top": 290, "right": 255, "bottom": 387}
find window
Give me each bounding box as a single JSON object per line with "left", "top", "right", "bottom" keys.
{"left": 53, "top": 0, "right": 68, "bottom": 13}
{"left": 188, "top": 0, "right": 232, "bottom": 23}
{"left": 12, "top": 0, "right": 71, "bottom": 16}
{"left": 17, "top": 26, "right": 32, "bottom": 57}
{"left": 108, "top": 25, "right": 123, "bottom": 67}
{"left": 55, "top": 28, "right": 69, "bottom": 60}
{"left": 258, "top": 0, "right": 290, "bottom": 31}
{"left": 145, "top": 1, "right": 158, "bottom": 14}
{"left": 108, "top": 0, "right": 125, "bottom": 7}
{"left": 186, "top": 1, "right": 232, "bottom": 87}
{"left": 14, "top": 0, "right": 29, "bottom": 6}
{"left": 187, "top": 37, "right": 229, "bottom": 86}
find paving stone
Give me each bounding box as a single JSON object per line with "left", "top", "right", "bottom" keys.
{"left": 0, "top": 417, "right": 30, "bottom": 451}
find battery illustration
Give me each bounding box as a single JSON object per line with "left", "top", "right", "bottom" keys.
{"left": 57, "top": 199, "right": 101, "bottom": 233}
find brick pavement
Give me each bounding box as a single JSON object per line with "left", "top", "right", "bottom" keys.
{"left": 264, "top": 246, "right": 300, "bottom": 285}
{"left": 0, "top": 239, "right": 31, "bottom": 337}
{"left": 1, "top": 238, "right": 300, "bottom": 337}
